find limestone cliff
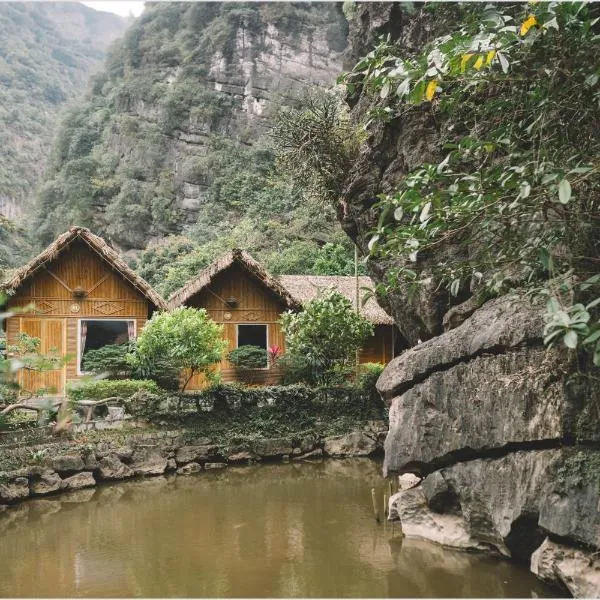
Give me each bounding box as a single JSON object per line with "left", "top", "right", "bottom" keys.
{"left": 36, "top": 2, "right": 348, "bottom": 255}
{"left": 0, "top": 2, "right": 129, "bottom": 223}
{"left": 338, "top": 3, "right": 600, "bottom": 596}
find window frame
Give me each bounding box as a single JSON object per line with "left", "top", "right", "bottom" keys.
{"left": 235, "top": 323, "right": 269, "bottom": 370}
{"left": 77, "top": 318, "right": 136, "bottom": 376}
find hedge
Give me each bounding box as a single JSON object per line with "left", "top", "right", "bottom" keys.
{"left": 68, "top": 379, "right": 160, "bottom": 402}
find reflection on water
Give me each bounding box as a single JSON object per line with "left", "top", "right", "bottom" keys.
{"left": 0, "top": 460, "right": 558, "bottom": 598}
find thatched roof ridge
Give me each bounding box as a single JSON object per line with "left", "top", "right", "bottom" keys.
{"left": 1, "top": 226, "right": 167, "bottom": 310}
{"left": 167, "top": 248, "right": 302, "bottom": 310}
{"left": 278, "top": 275, "right": 394, "bottom": 325}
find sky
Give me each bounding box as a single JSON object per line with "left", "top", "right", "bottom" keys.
{"left": 81, "top": 1, "right": 146, "bottom": 17}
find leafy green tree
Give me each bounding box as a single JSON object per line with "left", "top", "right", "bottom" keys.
{"left": 130, "top": 307, "right": 227, "bottom": 391}
{"left": 134, "top": 235, "right": 198, "bottom": 292}
{"left": 281, "top": 289, "right": 373, "bottom": 386}
{"left": 337, "top": 2, "right": 600, "bottom": 362}
{"left": 264, "top": 240, "right": 322, "bottom": 276}
{"left": 313, "top": 242, "right": 365, "bottom": 276}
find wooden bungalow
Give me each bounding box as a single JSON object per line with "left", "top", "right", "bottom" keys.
{"left": 167, "top": 249, "right": 301, "bottom": 389}
{"left": 278, "top": 275, "right": 398, "bottom": 365}
{"left": 168, "top": 250, "right": 398, "bottom": 389}
{"left": 1, "top": 226, "right": 167, "bottom": 396}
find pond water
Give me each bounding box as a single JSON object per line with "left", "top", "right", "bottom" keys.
{"left": 0, "top": 460, "right": 558, "bottom": 598}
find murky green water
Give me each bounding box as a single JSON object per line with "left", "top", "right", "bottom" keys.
{"left": 0, "top": 460, "right": 558, "bottom": 598}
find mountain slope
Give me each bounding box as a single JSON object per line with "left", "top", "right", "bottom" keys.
{"left": 35, "top": 2, "right": 349, "bottom": 274}
{"left": 0, "top": 2, "right": 130, "bottom": 225}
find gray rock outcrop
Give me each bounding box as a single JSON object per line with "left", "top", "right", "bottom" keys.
{"left": 531, "top": 538, "right": 600, "bottom": 598}
{"left": 131, "top": 449, "right": 168, "bottom": 476}
{"left": 323, "top": 432, "right": 379, "bottom": 458}
{"left": 98, "top": 454, "right": 134, "bottom": 480}
{"left": 175, "top": 444, "right": 219, "bottom": 465}
{"left": 377, "top": 293, "right": 599, "bottom": 593}
{"left": 0, "top": 477, "right": 29, "bottom": 502}
{"left": 61, "top": 472, "right": 96, "bottom": 491}
{"left": 252, "top": 438, "right": 293, "bottom": 458}
{"left": 30, "top": 471, "right": 61, "bottom": 496}
{"left": 52, "top": 454, "right": 85, "bottom": 473}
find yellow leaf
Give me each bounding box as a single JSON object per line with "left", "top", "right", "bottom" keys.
{"left": 520, "top": 14, "right": 537, "bottom": 36}
{"left": 486, "top": 50, "right": 497, "bottom": 65}
{"left": 473, "top": 55, "right": 484, "bottom": 71}
{"left": 425, "top": 79, "right": 437, "bottom": 101}
{"left": 460, "top": 53, "right": 473, "bottom": 73}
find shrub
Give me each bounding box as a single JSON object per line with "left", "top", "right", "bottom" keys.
{"left": 0, "top": 410, "right": 38, "bottom": 431}
{"left": 129, "top": 353, "right": 182, "bottom": 391}
{"left": 123, "top": 390, "right": 164, "bottom": 419}
{"left": 130, "top": 307, "right": 227, "bottom": 391}
{"left": 228, "top": 345, "right": 268, "bottom": 369}
{"left": 68, "top": 379, "right": 159, "bottom": 402}
{"left": 281, "top": 289, "right": 373, "bottom": 386}
{"left": 357, "top": 362, "right": 385, "bottom": 390}
{"left": 80, "top": 343, "right": 133, "bottom": 379}
{"left": 278, "top": 353, "right": 314, "bottom": 385}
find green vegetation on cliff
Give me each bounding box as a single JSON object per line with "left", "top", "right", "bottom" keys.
{"left": 279, "top": 2, "right": 600, "bottom": 362}
{"left": 0, "top": 2, "right": 128, "bottom": 222}
{"left": 34, "top": 2, "right": 352, "bottom": 284}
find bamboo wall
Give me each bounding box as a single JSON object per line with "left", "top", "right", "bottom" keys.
{"left": 184, "top": 264, "right": 287, "bottom": 389}
{"left": 5, "top": 240, "right": 152, "bottom": 396}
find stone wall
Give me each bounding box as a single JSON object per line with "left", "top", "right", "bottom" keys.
{"left": 0, "top": 421, "right": 387, "bottom": 507}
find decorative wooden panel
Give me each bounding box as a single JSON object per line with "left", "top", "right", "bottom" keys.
{"left": 65, "top": 318, "right": 78, "bottom": 381}
{"left": 187, "top": 264, "right": 288, "bottom": 316}
{"left": 8, "top": 298, "right": 148, "bottom": 318}
{"left": 13, "top": 239, "right": 144, "bottom": 302}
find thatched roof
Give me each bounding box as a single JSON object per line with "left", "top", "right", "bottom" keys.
{"left": 279, "top": 275, "right": 394, "bottom": 325}
{"left": 1, "top": 226, "right": 167, "bottom": 310}
{"left": 167, "top": 248, "right": 302, "bottom": 310}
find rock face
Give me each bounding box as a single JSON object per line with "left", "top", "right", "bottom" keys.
{"left": 531, "top": 538, "right": 600, "bottom": 598}
{"left": 336, "top": 4, "right": 600, "bottom": 594}
{"left": 37, "top": 3, "right": 348, "bottom": 251}
{"left": 378, "top": 293, "right": 600, "bottom": 594}
{"left": 323, "top": 432, "right": 379, "bottom": 458}
{"left": 379, "top": 296, "right": 591, "bottom": 475}
{"left": 98, "top": 455, "right": 134, "bottom": 480}
{"left": 0, "top": 3, "right": 129, "bottom": 225}
{"left": 61, "top": 472, "right": 96, "bottom": 491}
{"left": 339, "top": 3, "right": 460, "bottom": 344}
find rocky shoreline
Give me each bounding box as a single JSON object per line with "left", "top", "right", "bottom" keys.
{"left": 378, "top": 296, "right": 600, "bottom": 598}
{"left": 0, "top": 422, "right": 387, "bottom": 507}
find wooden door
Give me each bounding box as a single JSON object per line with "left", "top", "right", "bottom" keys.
{"left": 19, "top": 318, "right": 66, "bottom": 396}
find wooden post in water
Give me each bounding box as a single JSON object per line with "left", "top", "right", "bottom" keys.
{"left": 383, "top": 493, "right": 388, "bottom": 518}
{"left": 371, "top": 487, "right": 380, "bottom": 523}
